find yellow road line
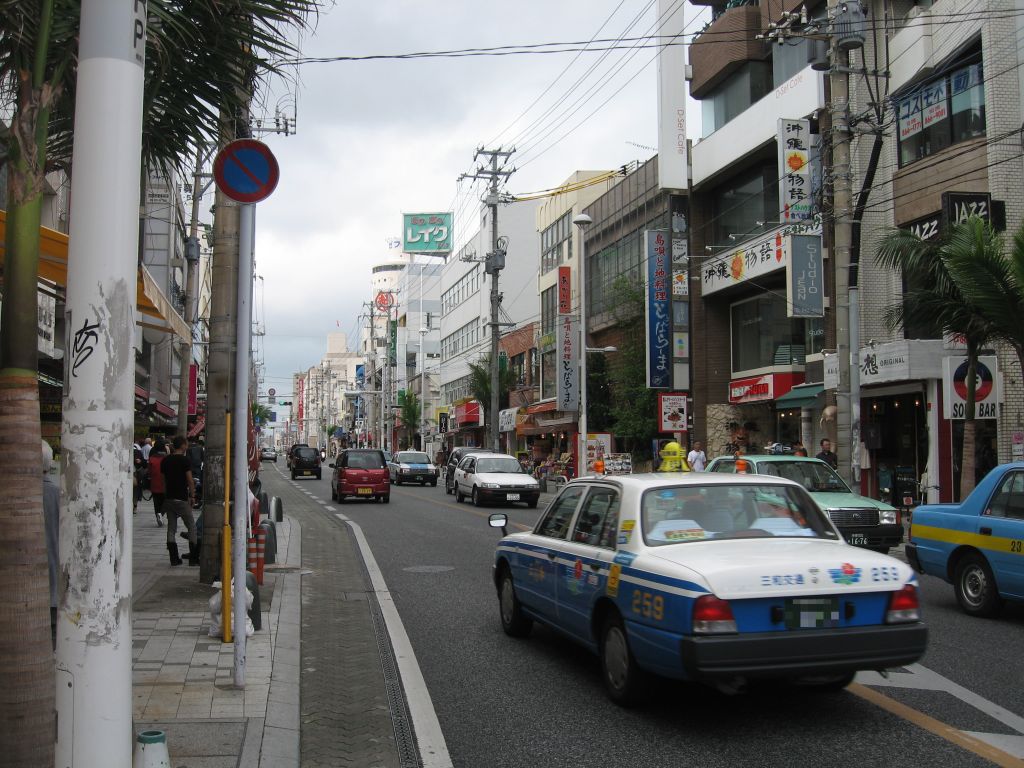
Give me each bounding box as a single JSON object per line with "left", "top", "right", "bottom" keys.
{"left": 850, "top": 684, "right": 1024, "bottom": 767}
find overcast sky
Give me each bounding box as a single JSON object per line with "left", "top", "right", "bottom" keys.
{"left": 240, "top": 0, "right": 701, "bottom": 398}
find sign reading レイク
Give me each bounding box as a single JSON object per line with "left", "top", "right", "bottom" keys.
{"left": 403, "top": 212, "right": 452, "bottom": 254}
{"left": 645, "top": 230, "right": 671, "bottom": 389}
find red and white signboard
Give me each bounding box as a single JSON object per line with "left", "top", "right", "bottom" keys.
{"left": 728, "top": 373, "right": 802, "bottom": 404}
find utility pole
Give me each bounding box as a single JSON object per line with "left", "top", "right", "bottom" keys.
{"left": 461, "top": 147, "right": 514, "bottom": 451}
{"left": 177, "top": 143, "right": 209, "bottom": 435}
{"left": 57, "top": 2, "right": 147, "bottom": 763}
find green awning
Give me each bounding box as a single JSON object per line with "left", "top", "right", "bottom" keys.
{"left": 775, "top": 383, "right": 824, "bottom": 408}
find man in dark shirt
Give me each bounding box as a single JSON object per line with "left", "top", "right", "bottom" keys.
{"left": 161, "top": 436, "right": 198, "bottom": 566}
{"left": 816, "top": 438, "right": 838, "bottom": 469}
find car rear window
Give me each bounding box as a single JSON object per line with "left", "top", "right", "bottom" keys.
{"left": 345, "top": 452, "right": 385, "bottom": 469}
{"left": 641, "top": 484, "right": 837, "bottom": 545}
{"left": 398, "top": 452, "right": 430, "bottom": 464}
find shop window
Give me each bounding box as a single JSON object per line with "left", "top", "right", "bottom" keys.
{"left": 897, "top": 58, "right": 984, "bottom": 167}
{"left": 730, "top": 294, "right": 807, "bottom": 374}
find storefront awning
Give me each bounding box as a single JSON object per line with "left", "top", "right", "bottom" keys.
{"left": 0, "top": 210, "right": 190, "bottom": 341}
{"left": 775, "top": 382, "right": 824, "bottom": 409}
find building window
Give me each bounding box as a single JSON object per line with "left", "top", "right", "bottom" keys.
{"left": 730, "top": 294, "right": 807, "bottom": 374}
{"left": 898, "top": 59, "right": 984, "bottom": 167}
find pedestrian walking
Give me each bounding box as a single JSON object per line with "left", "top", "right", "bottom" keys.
{"left": 687, "top": 441, "right": 707, "bottom": 472}
{"left": 42, "top": 439, "right": 59, "bottom": 649}
{"left": 148, "top": 438, "right": 168, "bottom": 527}
{"left": 161, "top": 435, "right": 198, "bottom": 566}
{"left": 816, "top": 438, "right": 838, "bottom": 469}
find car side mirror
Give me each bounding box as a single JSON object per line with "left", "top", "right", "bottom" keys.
{"left": 488, "top": 513, "right": 508, "bottom": 536}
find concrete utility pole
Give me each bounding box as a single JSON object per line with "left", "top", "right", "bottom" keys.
{"left": 177, "top": 143, "right": 208, "bottom": 435}
{"left": 57, "top": 1, "right": 147, "bottom": 763}
{"left": 461, "top": 147, "right": 514, "bottom": 451}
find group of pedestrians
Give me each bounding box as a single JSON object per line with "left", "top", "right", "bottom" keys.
{"left": 133, "top": 435, "right": 199, "bottom": 566}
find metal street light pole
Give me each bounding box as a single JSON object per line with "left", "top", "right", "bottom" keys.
{"left": 573, "top": 213, "right": 593, "bottom": 475}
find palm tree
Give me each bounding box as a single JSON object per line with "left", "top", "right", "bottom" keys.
{"left": 875, "top": 217, "right": 998, "bottom": 500}
{"left": 0, "top": 2, "right": 317, "bottom": 763}
{"left": 943, "top": 218, "right": 1024, "bottom": 380}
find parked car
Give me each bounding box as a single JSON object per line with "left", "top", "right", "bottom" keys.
{"left": 389, "top": 450, "right": 438, "bottom": 486}
{"left": 453, "top": 452, "right": 540, "bottom": 508}
{"left": 906, "top": 461, "right": 1024, "bottom": 617}
{"left": 444, "top": 446, "right": 493, "bottom": 494}
{"left": 331, "top": 448, "right": 390, "bottom": 504}
{"left": 290, "top": 445, "right": 321, "bottom": 480}
{"left": 705, "top": 455, "right": 902, "bottom": 552}
{"left": 487, "top": 473, "right": 927, "bottom": 705}
{"left": 260, "top": 446, "right": 277, "bottom": 462}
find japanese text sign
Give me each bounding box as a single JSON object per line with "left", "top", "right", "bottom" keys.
{"left": 645, "top": 230, "right": 671, "bottom": 389}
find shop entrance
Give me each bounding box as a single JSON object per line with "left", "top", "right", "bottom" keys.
{"left": 861, "top": 393, "right": 928, "bottom": 502}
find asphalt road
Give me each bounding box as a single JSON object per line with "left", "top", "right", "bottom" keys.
{"left": 280, "top": 466, "right": 1024, "bottom": 768}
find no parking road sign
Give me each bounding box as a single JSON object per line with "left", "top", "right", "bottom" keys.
{"left": 213, "top": 139, "right": 280, "bottom": 203}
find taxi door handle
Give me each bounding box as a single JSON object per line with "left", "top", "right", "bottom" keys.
{"left": 980, "top": 527, "right": 992, "bottom": 536}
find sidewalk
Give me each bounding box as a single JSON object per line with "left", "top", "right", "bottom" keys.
{"left": 131, "top": 494, "right": 302, "bottom": 767}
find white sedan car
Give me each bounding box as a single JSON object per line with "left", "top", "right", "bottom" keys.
{"left": 488, "top": 473, "right": 928, "bottom": 705}
{"left": 454, "top": 453, "right": 540, "bottom": 508}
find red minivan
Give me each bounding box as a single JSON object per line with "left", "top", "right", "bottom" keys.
{"left": 331, "top": 449, "right": 390, "bottom": 504}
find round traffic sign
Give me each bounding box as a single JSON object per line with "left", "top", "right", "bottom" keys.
{"left": 213, "top": 139, "right": 280, "bottom": 203}
{"left": 953, "top": 359, "right": 994, "bottom": 401}
{"left": 375, "top": 292, "right": 395, "bottom": 312}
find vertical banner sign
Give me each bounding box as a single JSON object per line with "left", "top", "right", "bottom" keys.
{"left": 557, "top": 266, "right": 572, "bottom": 314}
{"left": 556, "top": 315, "right": 580, "bottom": 411}
{"left": 656, "top": 0, "right": 688, "bottom": 190}
{"left": 388, "top": 320, "right": 397, "bottom": 367}
{"left": 778, "top": 118, "right": 812, "bottom": 222}
{"left": 188, "top": 363, "right": 198, "bottom": 415}
{"left": 403, "top": 212, "right": 453, "bottom": 254}
{"left": 645, "top": 230, "right": 671, "bottom": 388}
{"left": 786, "top": 235, "right": 824, "bottom": 317}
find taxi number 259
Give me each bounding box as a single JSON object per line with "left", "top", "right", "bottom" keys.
{"left": 631, "top": 590, "right": 664, "bottom": 621}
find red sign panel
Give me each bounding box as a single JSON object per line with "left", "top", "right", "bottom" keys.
{"left": 557, "top": 266, "right": 572, "bottom": 314}
{"left": 728, "top": 373, "right": 802, "bottom": 404}
{"left": 454, "top": 400, "right": 481, "bottom": 426}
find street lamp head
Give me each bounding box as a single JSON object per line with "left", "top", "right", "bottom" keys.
{"left": 572, "top": 213, "right": 593, "bottom": 227}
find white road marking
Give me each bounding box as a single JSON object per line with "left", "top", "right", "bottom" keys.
{"left": 333, "top": 512, "right": 452, "bottom": 768}
{"left": 858, "top": 663, "right": 1024, "bottom": 757}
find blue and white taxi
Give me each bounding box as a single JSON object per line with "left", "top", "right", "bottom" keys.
{"left": 488, "top": 473, "right": 928, "bottom": 705}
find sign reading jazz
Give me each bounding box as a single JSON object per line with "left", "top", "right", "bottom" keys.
{"left": 943, "top": 355, "right": 999, "bottom": 420}
{"left": 403, "top": 212, "right": 452, "bottom": 254}
{"left": 556, "top": 315, "right": 579, "bottom": 411}
{"left": 645, "top": 230, "right": 671, "bottom": 388}
{"left": 787, "top": 235, "right": 824, "bottom": 317}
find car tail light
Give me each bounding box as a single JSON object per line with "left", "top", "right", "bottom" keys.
{"left": 886, "top": 585, "right": 920, "bottom": 623}
{"left": 692, "top": 595, "right": 737, "bottom": 634}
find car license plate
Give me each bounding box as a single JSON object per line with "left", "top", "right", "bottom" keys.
{"left": 784, "top": 597, "right": 840, "bottom": 629}
{"left": 507, "top": 493, "right": 520, "bottom": 501}
{"left": 848, "top": 533, "right": 869, "bottom": 545}
{"left": 357, "top": 487, "right": 372, "bottom": 495}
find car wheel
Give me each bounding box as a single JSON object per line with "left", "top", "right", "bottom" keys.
{"left": 601, "top": 613, "right": 645, "bottom": 707}
{"left": 954, "top": 552, "right": 1003, "bottom": 617}
{"left": 472, "top": 487, "right": 483, "bottom": 507}
{"left": 498, "top": 567, "right": 533, "bottom": 637}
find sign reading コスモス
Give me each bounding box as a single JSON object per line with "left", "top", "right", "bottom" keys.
{"left": 645, "top": 230, "right": 671, "bottom": 389}
{"left": 403, "top": 212, "right": 452, "bottom": 254}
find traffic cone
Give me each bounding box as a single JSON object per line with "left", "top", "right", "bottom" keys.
{"left": 133, "top": 729, "right": 170, "bottom": 768}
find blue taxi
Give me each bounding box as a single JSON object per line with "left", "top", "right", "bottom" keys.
{"left": 906, "top": 462, "right": 1024, "bottom": 617}
{"left": 488, "top": 473, "right": 928, "bottom": 705}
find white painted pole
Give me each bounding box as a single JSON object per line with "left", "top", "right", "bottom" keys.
{"left": 232, "top": 203, "right": 254, "bottom": 687}
{"left": 56, "top": 0, "right": 146, "bottom": 764}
